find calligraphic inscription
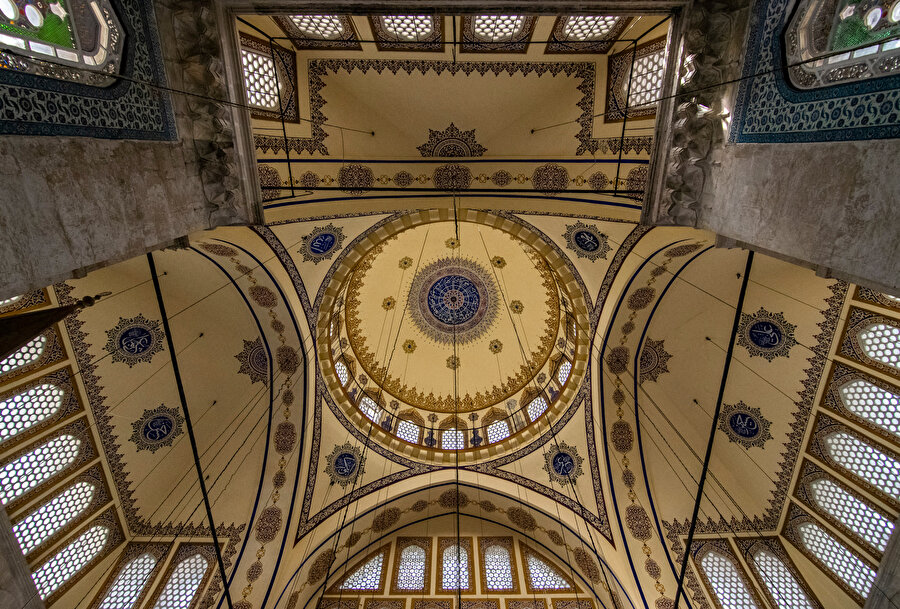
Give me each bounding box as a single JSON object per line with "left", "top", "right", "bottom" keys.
{"left": 552, "top": 452, "right": 576, "bottom": 476}
{"left": 718, "top": 401, "right": 772, "bottom": 449}
{"left": 563, "top": 222, "right": 611, "bottom": 261}
{"left": 119, "top": 326, "right": 153, "bottom": 354}
{"left": 309, "top": 232, "right": 337, "bottom": 255}
{"left": 104, "top": 314, "right": 164, "bottom": 367}
{"left": 737, "top": 308, "right": 798, "bottom": 361}
{"left": 300, "top": 224, "right": 345, "bottom": 263}
{"left": 130, "top": 405, "right": 184, "bottom": 453}
{"left": 574, "top": 230, "right": 600, "bottom": 252}
{"left": 748, "top": 321, "right": 783, "bottom": 349}
{"left": 729, "top": 412, "right": 759, "bottom": 438}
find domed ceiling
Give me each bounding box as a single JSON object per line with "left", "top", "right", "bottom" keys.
{"left": 318, "top": 211, "right": 589, "bottom": 460}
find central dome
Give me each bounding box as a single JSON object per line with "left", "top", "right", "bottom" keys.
{"left": 319, "top": 210, "right": 589, "bottom": 461}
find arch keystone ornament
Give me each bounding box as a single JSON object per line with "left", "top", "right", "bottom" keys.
{"left": 717, "top": 401, "right": 772, "bottom": 449}
{"left": 737, "top": 307, "right": 798, "bottom": 361}
{"left": 103, "top": 314, "right": 164, "bottom": 367}
{"left": 130, "top": 405, "right": 184, "bottom": 453}
{"left": 324, "top": 443, "right": 365, "bottom": 487}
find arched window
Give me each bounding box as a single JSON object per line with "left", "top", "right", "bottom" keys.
{"left": 487, "top": 419, "right": 510, "bottom": 443}
{"left": 857, "top": 322, "right": 900, "bottom": 370}
{"left": 359, "top": 395, "right": 380, "bottom": 423}
{"left": 557, "top": 360, "right": 572, "bottom": 386}
{"left": 524, "top": 551, "right": 571, "bottom": 590}
{"left": 334, "top": 361, "right": 349, "bottom": 386}
{"left": 32, "top": 524, "right": 109, "bottom": 599}
{"left": 395, "top": 544, "right": 426, "bottom": 590}
{"left": 442, "top": 544, "right": 469, "bottom": 590}
{"left": 0, "top": 383, "right": 65, "bottom": 443}
{"left": 797, "top": 522, "right": 875, "bottom": 597}
{"left": 290, "top": 15, "right": 345, "bottom": 39}
{"left": 810, "top": 477, "right": 894, "bottom": 552}
{"left": 153, "top": 553, "right": 209, "bottom": 609}
{"left": 1, "top": 335, "right": 46, "bottom": 374}
{"left": 380, "top": 16, "right": 434, "bottom": 41}
{"left": 822, "top": 431, "right": 900, "bottom": 499}
{"left": 0, "top": 433, "right": 81, "bottom": 504}
{"left": 561, "top": 16, "right": 621, "bottom": 41}
{"left": 527, "top": 396, "right": 548, "bottom": 422}
{"left": 98, "top": 553, "right": 158, "bottom": 609}
{"left": 483, "top": 544, "right": 514, "bottom": 590}
{"left": 13, "top": 480, "right": 96, "bottom": 554}
{"left": 441, "top": 428, "right": 465, "bottom": 450}
{"left": 839, "top": 379, "right": 900, "bottom": 437}
{"left": 340, "top": 552, "right": 385, "bottom": 590}
{"left": 472, "top": 15, "right": 526, "bottom": 42}
{"left": 699, "top": 550, "right": 759, "bottom": 609}
{"left": 751, "top": 549, "right": 815, "bottom": 609}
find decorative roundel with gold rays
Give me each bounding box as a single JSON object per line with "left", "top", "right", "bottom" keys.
{"left": 317, "top": 210, "right": 590, "bottom": 463}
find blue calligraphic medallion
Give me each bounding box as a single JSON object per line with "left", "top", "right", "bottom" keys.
{"left": 552, "top": 452, "right": 576, "bottom": 476}
{"left": 427, "top": 275, "right": 481, "bottom": 325}
{"left": 119, "top": 326, "right": 153, "bottom": 354}
{"left": 574, "top": 230, "right": 600, "bottom": 252}
{"left": 563, "top": 222, "right": 611, "bottom": 261}
{"left": 300, "top": 224, "right": 345, "bottom": 263}
{"left": 105, "top": 314, "right": 164, "bottom": 367}
{"left": 130, "top": 405, "right": 184, "bottom": 453}
{"left": 737, "top": 308, "right": 797, "bottom": 361}
{"left": 718, "top": 401, "right": 772, "bottom": 449}
{"left": 325, "top": 443, "right": 365, "bottom": 487}
{"left": 334, "top": 452, "right": 358, "bottom": 477}
{"left": 543, "top": 442, "right": 583, "bottom": 485}
{"left": 728, "top": 412, "right": 759, "bottom": 438}
{"left": 748, "top": 321, "right": 783, "bottom": 349}
{"left": 309, "top": 232, "right": 337, "bottom": 255}
{"left": 142, "top": 414, "right": 175, "bottom": 443}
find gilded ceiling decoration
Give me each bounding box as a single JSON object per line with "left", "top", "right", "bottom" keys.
{"left": 102, "top": 314, "right": 164, "bottom": 367}
{"left": 638, "top": 337, "right": 671, "bottom": 384}
{"left": 324, "top": 443, "right": 366, "bottom": 488}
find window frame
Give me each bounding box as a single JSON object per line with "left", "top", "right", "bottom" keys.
{"left": 436, "top": 536, "right": 475, "bottom": 594}
{"left": 734, "top": 536, "right": 823, "bottom": 609}
{"left": 478, "top": 536, "right": 519, "bottom": 593}
{"left": 390, "top": 537, "right": 432, "bottom": 594}
{"left": 272, "top": 15, "right": 362, "bottom": 50}
{"left": 146, "top": 543, "right": 216, "bottom": 609}
{"left": 545, "top": 16, "right": 633, "bottom": 53}
{"left": 238, "top": 32, "right": 300, "bottom": 124}
{"left": 460, "top": 15, "right": 537, "bottom": 53}
{"left": 327, "top": 544, "right": 391, "bottom": 595}
{"left": 0, "top": 327, "right": 65, "bottom": 384}
{"left": 89, "top": 542, "right": 170, "bottom": 609}
{"left": 604, "top": 37, "right": 668, "bottom": 123}
{"left": 368, "top": 15, "right": 444, "bottom": 51}
{"left": 838, "top": 307, "right": 900, "bottom": 380}
{"left": 0, "top": 367, "right": 82, "bottom": 450}
{"left": 821, "top": 363, "right": 900, "bottom": 446}
{"left": 519, "top": 541, "right": 578, "bottom": 594}
{"left": 691, "top": 539, "right": 765, "bottom": 609}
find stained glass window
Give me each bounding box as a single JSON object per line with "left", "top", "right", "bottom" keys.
{"left": 839, "top": 379, "right": 900, "bottom": 437}
{"left": 442, "top": 544, "right": 469, "bottom": 590}
{"left": 557, "top": 360, "right": 572, "bottom": 385}
{"left": 340, "top": 552, "right": 384, "bottom": 590}
{"left": 525, "top": 554, "right": 570, "bottom": 590}
{"left": 442, "top": 428, "right": 464, "bottom": 450}
{"left": 32, "top": 524, "right": 109, "bottom": 599}
{"left": 527, "top": 396, "right": 548, "bottom": 422}
{"left": 152, "top": 553, "right": 209, "bottom": 609}
{"left": 751, "top": 549, "right": 814, "bottom": 609}
{"left": 472, "top": 16, "right": 526, "bottom": 42}
{"left": 335, "top": 361, "right": 349, "bottom": 385}
{"left": 0, "top": 433, "right": 81, "bottom": 504}
{"left": 699, "top": 551, "right": 760, "bottom": 609}
{"left": 858, "top": 322, "right": 900, "bottom": 369}
{"left": 395, "top": 545, "right": 426, "bottom": 590}
{"left": 487, "top": 419, "right": 510, "bottom": 443}
{"left": 396, "top": 419, "right": 420, "bottom": 443}
{"left": 626, "top": 50, "right": 666, "bottom": 108}
{"left": 0, "top": 382, "right": 65, "bottom": 443}
{"left": 360, "top": 396, "right": 380, "bottom": 423}
{"left": 810, "top": 477, "right": 894, "bottom": 551}
{"left": 241, "top": 49, "right": 280, "bottom": 110}
{"left": 98, "top": 553, "right": 158, "bottom": 609}
{"left": 561, "top": 16, "right": 620, "bottom": 41}
{"left": 13, "top": 481, "right": 96, "bottom": 554}
{"left": 1, "top": 335, "right": 46, "bottom": 374}
{"left": 483, "top": 544, "right": 514, "bottom": 590}
{"left": 381, "top": 16, "right": 434, "bottom": 41}
{"left": 290, "top": 15, "right": 345, "bottom": 39}
{"left": 823, "top": 431, "right": 900, "bottom": 499}
{"left": 798, "top": 522, "right": 875, "bottom": 597}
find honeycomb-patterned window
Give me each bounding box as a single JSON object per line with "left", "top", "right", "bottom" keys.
{"left": 396, "top": 544, "right": 426, "bottom": 590}
{"left": 290, "top": 15, "right": 345, "bottom": 39}
{"left": 32, "top": 524, "right": 109, "bottom": 599}
{"left": 557, "top": 360, "right": 572, "bottom": 385}
{"left": 810, "top": 477, "right": 894, "bottom": 552}
{"left": 0, "top": 295, "right": 21, "bottom": 307}
{"left": 527, "top": 396, "right": 548, "bottom": 422}
{"left": 561, "top": 16, "right": 620, "bottom": 41}
{"left": 840, "top": 379, "right": 900, "bottom": 437}
{"left": 699, "top": 550, "right": 760, "bottom": 609}
{"left": 98, "top": 553, "right": 157, "bottom": 609}
{"left": 487, "top": 419, "right": 510, "bottom": 443}
{"left": 798, "top": 522, "right": 875, "bottom": 597}
{"left": 472, "top": 16, "right": 526, "bottom": 42}
{"left": 396, "top": 419, "right": 420, "bottom": 444}
{"left": 751, "top": 549, "right": 814, "bottom": 609}
{"left": 241, "top": 49, "right": 280, "bottom": 110}
{"left": 626, "top": 50, "right": 666, "bottom": 109}
{"left": 0, "top": 382, "right": 65, "bottom": 443}
{"left": 360, "top": 396, "right": 380, "bottom": 423}
{"left": 153, "top": 553, "right": 209, "bottom": 609}
{"left": 13, "top": 481, "right": 96, "bottom": 555}
{"left": 858, "top": 322, "right": 900, "bottom": 369}
{"left": 1, "top": 335, "right": 46, "bottom": 374}
{"left": 483, "top": 544, "right": 514, "bottom": 590}
{"left": 886, "top": 295, "right": 900, "bottom": 304}
{"left": 525, "top": 553, "right": 570, "bottom": 590}
{"left": 441, "top": 428, "right": 464, "bottom": 450}
{"left": 335, "top": 361, "right": 349, "bottom": 385}
{"left": 381, "top": 16, "right": 434, "bottom": 41}
{"left": 823, "top": 431, "right": 900, "bottom": 500}
{"left": 0, "top": 434, "right": 81, "bottom": 504}
{"left": 442, "top": 544, "right": 469, "bottom": 590}
{"left": 340, "top": 552, "right": 384, "bottom": 590}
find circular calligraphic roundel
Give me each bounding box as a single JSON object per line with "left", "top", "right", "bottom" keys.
{"left": 333, "top": 452, "right": 358, "bottom": 477}
{"left": 119, "top": 326, "right": 154, "bottom": 355}
{"left": 309, "top": 232, "right": 337, "bottom": 255}
{"left": 748, "top": 320, "right": 784, "bottom": 350}
{"left": 552, "top": 452, "right": 576, "bottom": 476}
{"left": 142, "top": 414, "right": 176, "bottom": 444}
{"left": 574, "top": 230, "right": 600, "bottom": 252}
{"left": 728, "top": 412, "right": 760, "bottom": 438}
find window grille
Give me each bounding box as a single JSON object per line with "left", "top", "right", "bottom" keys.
{"left": 14, "top": 481, "right": 96, "bottom": 554}
{"left": 381, "top": 16, "right": 434, "bottom": 41}
{"left": 527, "top": 396, "right": 548, "bottom": 422}
{"left": 626, "top": 50, "right": 666, "bottom": 108}
{"left": 340, "top": 553, "right": 384, "bottom": 590}
{"left": 396, "top": 419, "right": 419, "bottom": 443}
{"left": 699, "top": 551, "right": 760, "bottom": 609}
{"left": 152, "top": 553, "right": 209, "bottom": 609}
{"left": 483, "top": 544, "right": 514, "bottom": 590}
{"left": 561, "top": 16, "right": 620, "bottom": 41}
{"left": 525, "top": 554, "right": 570, "bottom": 590}
{"left": 557, "top": 360, "right": 572, "bottom": 385}
{"left": 290, "top": 15, "right": 345, "bottom": 39}
{"left": 360, "top": 397, "right": 380, "bottom": 423}
{"left": 395, "top": 545, "right": 426, "bottom": 590}
{"left": 442, "top": 544, "right": 469, "bottom": 590}
{"left": 0, "top": 295, "right": 21, "bottom": 307}
{"left": 798, "top": 522, "right": 875, "bottom": 597}
{"left": 810, "top": 477, "right": 894, "bottom": 552}
{"left": 823, "top": 431, "right": 900, "bottom": 500}
{"left": 487, "top": 420, "right": 510, "bottom": 443}
{"left": 472, "top": 16, "right": 526, "bottom": 42}
{"left": 98, "top": 553, "right": 158, "bottom": 609}
{"left": 751, "top": 549, "right": 814, "bottom": 609}
{"left": 335, "top": 361, "right": 349, "bottom": 385}
{"left": 1, "top": 335, "right": 46, "bottom": 374}
{"left": 32, "top": 524, "right": 109, "bottom": 599}
{"left": 0, "top": 383, "right": 65, "bottom": 443}
{"left": 858, "top": 323, "right": 900, "bottom": 369}
{"left": 241, "top": 49, "right": 280, "bottom": 110}
{"left": 839, "top": 379, "right": 900, "bottom": 437}
{"left": 442, "top": 428, "right": 464, "bottom": 450}
{"left": 1, "top": 434, "right": 81, "bottom": 504}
